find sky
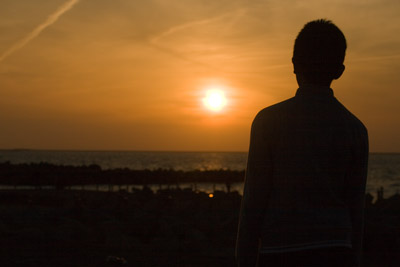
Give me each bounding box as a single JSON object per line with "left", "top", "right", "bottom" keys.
{"left": 0, "top": 0, "right": 399, "bottom": 152}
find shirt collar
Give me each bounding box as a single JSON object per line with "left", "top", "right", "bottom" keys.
{"left": 295, "top": 85, "right": 334, "bottom": 97}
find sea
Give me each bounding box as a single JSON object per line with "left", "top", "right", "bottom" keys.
{"left": 0, "top": 150, "right": 399, "bottom": 199}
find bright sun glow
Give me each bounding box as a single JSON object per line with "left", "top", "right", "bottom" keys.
{"left": 203, "top": 89, "right": 227, "bottom": 112}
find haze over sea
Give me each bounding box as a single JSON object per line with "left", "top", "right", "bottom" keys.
{"left": 0, "top": 150, "right": 399, "bottom": 199}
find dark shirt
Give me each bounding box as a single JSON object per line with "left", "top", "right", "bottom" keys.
{"left": 236, "top": 85, "right": 368, "bottom": 267}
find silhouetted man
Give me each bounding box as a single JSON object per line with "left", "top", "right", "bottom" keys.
{"left": 236, "top": 19, "right": 368, "bottom": 267}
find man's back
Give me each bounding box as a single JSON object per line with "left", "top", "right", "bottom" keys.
{"left": 254, "top": 85, "right": 368, "bottom": 251}
{"left": 236, "top": 85, "right": 368, "bottom": 266}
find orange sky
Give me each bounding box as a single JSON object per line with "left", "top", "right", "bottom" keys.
{"left": 0, "top": 0, "right": 399, "bottom": 152}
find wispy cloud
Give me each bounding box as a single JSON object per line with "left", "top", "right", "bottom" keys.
{"left": 150, "top": 9, "right": 245, "bottom": 44}
{"left": 148, "top": 8, "right": 247, "bottom": 70}
{"left": 0, "top": 0, "right": 80, "bottom": 63}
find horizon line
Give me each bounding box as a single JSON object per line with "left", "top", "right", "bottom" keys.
{"left": 0, "top": 148, "right": 248, "bottom": 153}
{"left": 0, "top": 148, "right": 398, "bottom": 154}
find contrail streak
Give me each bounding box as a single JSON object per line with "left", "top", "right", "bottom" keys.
{"left": 0, "top": 0, "right": 80, "bottom": 63}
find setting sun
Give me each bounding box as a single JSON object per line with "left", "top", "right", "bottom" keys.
{"left": 203, "top": 89, "right": 227, "bottom": 112}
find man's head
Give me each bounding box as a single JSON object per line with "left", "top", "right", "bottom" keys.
{"left": 292, "top": 19, "right": 346, "bottom": 86}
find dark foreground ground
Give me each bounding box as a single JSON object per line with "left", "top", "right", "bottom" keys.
{"left": 0, "top": 188, "right": 399, "bottom": 267}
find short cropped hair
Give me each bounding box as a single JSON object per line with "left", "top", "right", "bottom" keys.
{"left": 293, "top": 19, "right": 346, "bottom": 80}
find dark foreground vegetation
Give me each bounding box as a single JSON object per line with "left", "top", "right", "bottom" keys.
{"left": 0, "top": 162, "right": 399, "bottom": 266}
{"left": 0, "top": 188, "right": 241, "bottom": 267}
{"left": 0, "top": 188, "right": 399, "bottom": 266}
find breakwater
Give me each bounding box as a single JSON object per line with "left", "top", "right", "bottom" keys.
{"left": 0, "top": 162, "right": 245, "bottom": 189}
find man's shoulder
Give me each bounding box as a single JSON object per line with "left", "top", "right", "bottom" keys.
{"left": 335, "top": 99, "right": 368, "bottom": 134}
{"left": 253, "top": 97, "right": 295, "bottom": 123}
{"left": 348, "top": 111, "right": 368, "bottom": 133}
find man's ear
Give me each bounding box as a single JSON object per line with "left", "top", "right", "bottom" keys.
{"left": 333, "top": 64, "right": 345, "bottom": 80}
{"left": 292, "top": 57, "right": 298, "bottom": 74}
